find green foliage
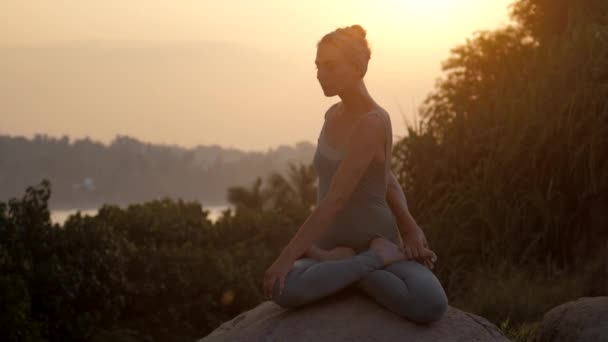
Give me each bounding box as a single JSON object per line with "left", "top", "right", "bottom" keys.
{"left": 227, "top": 162, "right": 317, "bottom": 224}
{"left": 392, "top": 0, "right": 608, "bottom": 336}
{"left": 500, "top": 318, "right": 540, "bottom": 342}
{"left": 1, "top": 180, "right": 134, "bottom": 340}
{"left": 0, "top": 275, "right": 46, "bottom": 342}
{"left": 0, "top": 165, "right": 311, "bottom": 341}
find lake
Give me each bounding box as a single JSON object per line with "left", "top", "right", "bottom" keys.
{"left": 50, "top": 204, "right": 231, "bottom": 225}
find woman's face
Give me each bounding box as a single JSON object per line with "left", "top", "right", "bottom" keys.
{"left": 315, "top": 43, "right": 361, "bottom": 97}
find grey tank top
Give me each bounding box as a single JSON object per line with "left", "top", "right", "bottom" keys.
{"left": 313, "top": 102, "right": 401, "bottom": 253}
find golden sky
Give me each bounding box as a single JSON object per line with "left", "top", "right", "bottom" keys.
{"left": 0, "top": 0, "right": 513, "bottom": 151}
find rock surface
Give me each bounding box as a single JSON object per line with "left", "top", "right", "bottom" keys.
{"left": 534, "top": 296, "right": 608, "bottom": 342}
{"left": 199, "top": 288, "right": 510, "bottom": 342}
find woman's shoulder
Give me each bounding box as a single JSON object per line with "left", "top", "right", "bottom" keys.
{"left": 370, "top": 104, "right": 389, "bottom": 117}
{"left": 324, "top": 101, "right": 342, "bottom": 120}
{"left": 364, "top": 106, "right": 393, "bottom": 144}
{"left": 365, "top": 105, "right": 392, "bottom": 127}
{"left": 323, "top": 102, "right": 391, "bottom": 128}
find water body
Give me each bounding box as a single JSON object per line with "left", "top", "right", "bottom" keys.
{"left": 50, "top": 204, "right": 231, "bottom": 225}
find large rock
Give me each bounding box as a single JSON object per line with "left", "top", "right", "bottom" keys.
{"left": 534, "top": 297, "right": 608, "bottom": 342}
{"left": 199, "top": 288, "right": 510, "bottom": 342}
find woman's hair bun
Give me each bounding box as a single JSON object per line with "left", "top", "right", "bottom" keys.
{"left": 347, "top": 25, "right": 366, "bottom": 39}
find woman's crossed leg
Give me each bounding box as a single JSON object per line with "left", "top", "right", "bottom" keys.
{"left": 355, "top": 260, "right": 448, "bottom": 324}
{"left": 271, "top": 241, "right": 448, "bottom": 324}
{"left": 271, "top": 249, "right": 384, "bottom": 308}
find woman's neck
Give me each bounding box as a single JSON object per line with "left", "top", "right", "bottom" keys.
{"left": 338, "top": 81, "right": 377, "bottom": 118}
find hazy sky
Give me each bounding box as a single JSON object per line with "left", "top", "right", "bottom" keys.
{"left": 1, "top": 1, "right": 514, "bottom": 151}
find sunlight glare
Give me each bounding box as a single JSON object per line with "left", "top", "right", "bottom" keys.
{"left": 352, "top": 0, "right": 509, "bottom": 52}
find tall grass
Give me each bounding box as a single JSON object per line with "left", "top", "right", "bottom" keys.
{"left": 392, "top": 1, "right": 608, "bottom": 334}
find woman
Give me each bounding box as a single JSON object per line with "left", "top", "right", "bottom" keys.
{"left": 263, "top": 24, "right": 448, "bottom": 324}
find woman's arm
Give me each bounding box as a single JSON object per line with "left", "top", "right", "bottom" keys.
{"left": 277, "top": 114, "right": 386, "bottom": 262}
{"left": 386, "top": 170, "right": 419, "bottom": 236}
{"left": 385, "top": 170, "right": 438, "bottom": 266}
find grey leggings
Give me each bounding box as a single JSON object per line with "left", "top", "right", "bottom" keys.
{"left": 271, "top": 250, "right": 448, "bottom": 324}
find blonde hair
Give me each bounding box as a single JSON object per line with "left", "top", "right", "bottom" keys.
{"left": 317, "top": 24, "right": 372, "bottom": 77}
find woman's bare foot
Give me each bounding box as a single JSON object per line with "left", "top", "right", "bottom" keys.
{"left": 324, "top": 246, "right": 356, "bottom": 261}
{"left": 304, "top": 245, "right": 356, "bottom": 261}
{"left": 369, "top": 237, "right": 407, "bottom": 266}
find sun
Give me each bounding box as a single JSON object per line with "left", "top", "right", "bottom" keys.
{"left": 393, "top": 0, "right": 460, "bottom": 13}
{"left": 344, "top": 0, "right": 465, "bottom": 51}
{"left": 346, "top": 0, "right": 508, "bottom": 52}
{"left": 383, "top": 0, "right": 468, "bottom": 26}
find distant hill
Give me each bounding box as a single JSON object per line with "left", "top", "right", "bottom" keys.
{"left": 0, "top": 134, "right": 316, "bottom": 209}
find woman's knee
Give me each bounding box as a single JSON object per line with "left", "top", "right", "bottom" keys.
{"left": 413, "top": 287, "right": 448, "bottom": 323}
{"left": 271, "top": 258, "right": 317, "bottom": 308}
{"left": 386, "top": 286, "right": 448, "bottom": 323}
{"left": 272, "top": 290, "right": 306, "bottom": 308}
{"left": 272, "top": 292, "right": 296, "bottom": 308}
{"left": 384, "top": 262, "right": 449, "bottom": 323}
{"left": 271, "top": 278, "right": 317, "bottom": 308}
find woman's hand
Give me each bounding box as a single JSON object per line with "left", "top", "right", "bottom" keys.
{"left": 400, "top": 224, "right": 437, "bottom": 269}
{"left": 263, "top": 254, "right": 295, "bottom": 300}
